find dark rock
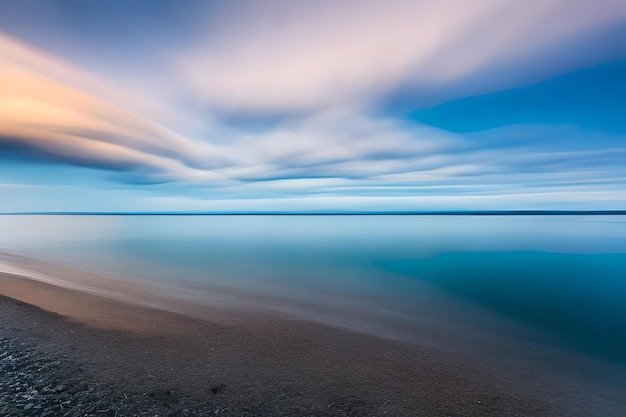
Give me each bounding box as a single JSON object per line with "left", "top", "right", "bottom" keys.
{"left": 210, "top": 384, "right": 227, "bottom": 394}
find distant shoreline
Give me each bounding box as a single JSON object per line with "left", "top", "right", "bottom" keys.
{"left": 3, "top": 210, "right": 626, "bottom": 216}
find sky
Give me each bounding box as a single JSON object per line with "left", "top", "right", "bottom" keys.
{"left": 0, "top": 0, "right": 625, "bottom": 213}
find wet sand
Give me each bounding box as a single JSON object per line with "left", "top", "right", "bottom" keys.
{"left": 0, "top": 273, "right": 561, "bottom": 416}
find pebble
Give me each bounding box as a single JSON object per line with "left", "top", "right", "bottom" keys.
{"left": 0, "top": 335, "right": 217, "bottom": 416}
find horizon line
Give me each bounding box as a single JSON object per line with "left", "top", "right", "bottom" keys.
{"left": 2, "top": 210, "right": 626, "bottom": 216}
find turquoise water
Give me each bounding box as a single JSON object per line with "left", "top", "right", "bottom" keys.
{"left": 1, "top": 215, "right": 625, "bottom": 356}
{"left": 381, "top": 251, "right": 626, "bottom": 360}
{"left": 1, "top": 214, "right": 625, "bottom": 414}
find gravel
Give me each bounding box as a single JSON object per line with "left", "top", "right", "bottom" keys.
{"left": 0, "top": 335, "right": 386, "bottom": 417}
{"left": 0, "top": 336, "right": 222, "bottom": 417}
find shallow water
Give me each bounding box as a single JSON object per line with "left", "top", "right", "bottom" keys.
{"left": 1, "top": 214, "right": 625, "bottom": 415}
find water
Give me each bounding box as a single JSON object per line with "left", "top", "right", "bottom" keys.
{"left": 1, "top": 214, "right": 625, "bottom": 415}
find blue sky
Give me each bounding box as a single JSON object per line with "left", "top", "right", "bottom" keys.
{"left": 0, "top": 0, "right": 625, "bottom": 212}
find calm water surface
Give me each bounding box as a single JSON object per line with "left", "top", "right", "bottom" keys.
{"left": 1, "top": 215, "right": 625, "bottom": 415}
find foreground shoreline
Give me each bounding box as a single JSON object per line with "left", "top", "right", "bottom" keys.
{"left": 0, "top": 273, "right": 560, "bottom": 416}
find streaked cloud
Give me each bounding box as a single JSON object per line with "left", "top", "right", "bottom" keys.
{"left": 0, "top": 34, "right": 462, "bottom": 187}
{"left": 0, "top": 1, "right": 625, "bottom": 211}
{"left": 177, "top": 0, "right": 626, "bottom": 112}
{"left": 0, "top": 35, "right": 230, "bottom": 183}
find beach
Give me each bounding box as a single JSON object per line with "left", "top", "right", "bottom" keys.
{"left": 0, "top": 272, "right": 559, "bottom": 417}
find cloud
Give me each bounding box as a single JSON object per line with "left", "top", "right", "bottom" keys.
{"left": 2, "top": 2, "right": 626, "bottom": 212}
{"left": 0, "top": 34, "right": 231, "bottom": 183}
{"left": 0, "top": 33, "right": 462, "bottom": 186}
{"left": 214, "top": 109, "right": 461, "bottom": 180}
{"left": 176, "top": 0, "right": 626, "bottom": 113}
{"left": 145, "top": 187, "right": 626, "bottom": 212}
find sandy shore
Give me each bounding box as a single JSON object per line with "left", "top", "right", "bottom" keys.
{"left": 0, "top": 272, "right": 563, "bottom": 416}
